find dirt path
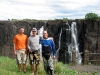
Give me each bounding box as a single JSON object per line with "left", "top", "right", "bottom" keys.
{"left": 67, "top": 65, "right": 100, "bottom": 75}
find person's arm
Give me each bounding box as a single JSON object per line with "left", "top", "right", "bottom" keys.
{"left": 13, "top": 36, "right": 16, "bottom": 55}
{"left": 25, "top": 36, "right": 28, "bottom": 54}
{"left": 13, "top": 43, "right": 16, "bottom": 55}
{"left": 39, "top": 36, "right": 42, "bottom": 44}
{"left": 50, "top": 40, "right": 56, "bottom": 59}
{"left": 27, "top": 37, "right": 32, "bottom": 52}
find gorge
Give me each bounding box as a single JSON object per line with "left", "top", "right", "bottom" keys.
{"left": 0, "top": 19, "right": 100, "bottom": 63}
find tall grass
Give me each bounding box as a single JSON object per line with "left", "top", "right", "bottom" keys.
{"left": 0, "top": 56, "right": 96, "bottom": 75}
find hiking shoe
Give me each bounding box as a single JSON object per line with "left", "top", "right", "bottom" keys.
{"left": 31, "top": 72, "right": 34, "bottom": 75}
{"left": 24, "top": 71, "right": 27, "bottom": 74}
{"left": 18, "top": 70, "right": 21, "bottom": 72}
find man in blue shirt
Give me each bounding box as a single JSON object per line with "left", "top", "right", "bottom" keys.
{"left": 40, "top": 30, "right": 56, "bottom": 75}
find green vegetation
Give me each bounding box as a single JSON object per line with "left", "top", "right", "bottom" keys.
{"left": 63, "top": 18, "right": 68, "bottom": 21}
{"left": 10, "top": 18, "right": 37, "bottom": 22}
{"left": 85, "top": 12, "right": 99, "bottom": 21}
{"left": 0, "top": 56, "right": 97, "bottom": 75}
{"left": 54, "top": 18, "right": 68, "bottom": 21}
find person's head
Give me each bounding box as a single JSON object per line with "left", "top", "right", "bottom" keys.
{"left": 19, "top": 27, "right": 24, "bottom": 34}
{"left": 32, "top": 28, "right": 37, "bottom": 36}
{"left": 43, "top": 30, "right": 48, "bottom": 39}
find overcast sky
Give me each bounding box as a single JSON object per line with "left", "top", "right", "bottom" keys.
{"left": 0, "top": 0, "right": 100, "bottom": 20}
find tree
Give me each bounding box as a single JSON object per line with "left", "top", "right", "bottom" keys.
{"left": 85, "top": 12, "right": 99, "bottom": 21}
{"left": 63, "top": 18, "right": 68, "bottom": 21}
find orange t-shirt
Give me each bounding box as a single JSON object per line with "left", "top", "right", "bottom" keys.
{"left": 13, "top": 34, "right": 28, "bottom": 50}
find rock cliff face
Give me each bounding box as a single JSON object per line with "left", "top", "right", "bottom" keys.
{"left": 0, "top": 20, "right": 100, "bottom": 63}
{"left": 0, "top": 21, "right": 44, "bottom": 58}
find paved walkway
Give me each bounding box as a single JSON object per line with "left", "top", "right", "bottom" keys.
{"left": 67, "top": 65, "right": 100, "bottom": 75}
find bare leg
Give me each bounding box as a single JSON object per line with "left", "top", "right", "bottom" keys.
{"left": 23, "top": 64, "right": 26, "bottom": 73}
{"left": 18, "top": 64, "right": 21, "bottom": 72}
{"left": 36, "top": 64, "right": 39, "bottom": 75}
{"left": 31, "top": 64, "right": 34, "bottom": 73}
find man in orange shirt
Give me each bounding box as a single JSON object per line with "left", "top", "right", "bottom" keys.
{"left": 13, "top": 27, "right": 28, "bottom": 73}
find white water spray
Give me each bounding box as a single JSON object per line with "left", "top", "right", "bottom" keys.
{"left": 38, "top": 26, "right": 44, "bottom": 37}
{"left": 56, "top": 28, "right": 62, "bottom": 61}
{"left": 38, "top": 26, "right": 44, "bottom": 59}
{"left": 71, "top": 22, "right": 82, "bottom": 64}
{"left": 66, "top": 21, "right": 82, "bottom": 64}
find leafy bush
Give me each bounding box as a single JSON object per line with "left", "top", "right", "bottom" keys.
{"left": 85, "top": 12, "right": 99, "bottom": 21}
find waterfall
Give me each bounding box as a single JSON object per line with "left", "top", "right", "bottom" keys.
{"left": 66, "top": 21, "right": 72, "bottom": 62}
{"left": 66, "top": 21, "right": 71, "bottom": 45}
{"left": 56, "top": 28, "right": 62, "bottom": 61}
{"left": 38, "top": 26, "right": 44, "bottom": 37}
{"left": 71, "top": 22, "right": 82, "bottom": 64}
{"left": 38, "top": 26, "right": 44, "bottom": 59}
{"left": 66, "top": 21, "right": 82, "bottom": 64}
{"left": 30, "top": 30, "right": 33, "bottom": 36}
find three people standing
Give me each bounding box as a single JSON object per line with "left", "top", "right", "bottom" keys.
{"left": 13, "top": 27, "right": 56, "bottom": 75}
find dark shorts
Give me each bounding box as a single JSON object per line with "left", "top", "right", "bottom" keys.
{"left": 29, "top": 50, "right": 40, "bottom": 65}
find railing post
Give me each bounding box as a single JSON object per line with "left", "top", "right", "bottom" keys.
{"left": 72, "top": 50, "right": 76, "bottom": 66}
{"left": 84, "top": 50, "right": 89, "bottom": 65}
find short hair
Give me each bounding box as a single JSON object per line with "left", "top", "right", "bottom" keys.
{"left": 43, "top": 30, "right": 48, "bottom": 34}
{"left": 43, "top": 30, "right": 48, "bottom": 32}
{"left": 19, "top": 26, "right": 24, "bottom": 30}
{"left": 20, "top": 26, "right": 24, "bottom": 28}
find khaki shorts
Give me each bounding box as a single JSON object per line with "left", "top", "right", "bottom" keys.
{"left": 16, "top": 49, "right": 27, "bottom": 64}
{"left": 29, "top": 50, "right": 40, "bottom": 65}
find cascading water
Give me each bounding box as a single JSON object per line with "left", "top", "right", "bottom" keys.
{"left": 66, "top": 21, "right": 82, "bottom": 64}
{"left": 66, "top": 21, "right": 71, "bottom": 63}
{"left": 38, "top": 26, "right": 44, "bottom": 59}
{"left": 38, "top": 26, "right": 44, "bottom": 37}
{"left": 56, "top": 28, "right": 62, "bottom": 61}
{"left": 71, "top": 22, "right": 82, "bottom": 64}
{"left": 30, "top": 30, "right": 33, "bottom": 36}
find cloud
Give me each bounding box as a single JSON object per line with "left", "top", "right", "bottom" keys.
{"left": 0, "top": 0, "right": 100, "bottom": 20}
